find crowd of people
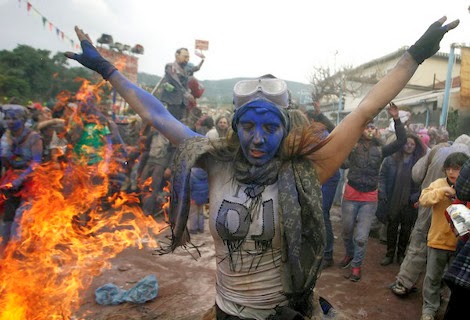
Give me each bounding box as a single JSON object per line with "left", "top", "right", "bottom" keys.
{"left": 0, "top": 15, "right": 468, "bottom": 320}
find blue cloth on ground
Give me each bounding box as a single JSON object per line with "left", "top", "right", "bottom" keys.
{"left": 95, "top": 274, "right": 158, "bottom": 305}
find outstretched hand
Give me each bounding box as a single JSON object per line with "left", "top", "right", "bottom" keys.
{"left": 387, "top": 102, "right": 399, "bottom": 119}
{"left": 408, "top": 16, "right": 459, "bottom": 64}
{"left": 65, "top": 26, "right": 117, "bottom": 80}
{"left": 194, "top": 51, "right": 205, "bottom": 59}
{"left": 312, "top": 101, "right": 322, "bottom": 115}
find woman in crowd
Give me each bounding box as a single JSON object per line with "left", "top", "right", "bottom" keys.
{"left": 378, "top": 133, "right": 426, "bottom": 266}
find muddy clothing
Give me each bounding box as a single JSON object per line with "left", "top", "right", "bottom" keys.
{"left": 0, "top": 127, "right": 43, "bottom": 247}
{"left": 157, "top": 62, "right": 195, "bottom": 120}
{"left": 395, "top": 139, "right": 470, "bottom": 290}
{"left": 165, "top": 137, "right": 325, "bottom": 319}
{"left": 0, "top": 128, "right": 42, "bottom": 198}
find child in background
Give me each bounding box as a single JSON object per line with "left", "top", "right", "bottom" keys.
{"left": 418, "top": 152, "right": 470, "bottom": 320}
{"left": 188, "top": 167, "right": 209, "bottom": 234}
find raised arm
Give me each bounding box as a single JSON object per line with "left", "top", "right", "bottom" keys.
{"left": 313, "top": 16, "right": 459, "bottom": 183}
{"left": 65, "top": 27, "right": 199, "bottom": 146}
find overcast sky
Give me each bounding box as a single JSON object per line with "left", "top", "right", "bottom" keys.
{"left": 1, "top": 0, "right": 469, "bottom": 84}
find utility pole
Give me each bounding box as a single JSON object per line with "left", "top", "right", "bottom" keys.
{"left": 337, "top": 87, "right": 343, "bottom": 125}
{"left": 440, "top": 43, "right": 458, "bottom": 127}
{"left": 336, "top": 75, "right": 345, "bottom": 125}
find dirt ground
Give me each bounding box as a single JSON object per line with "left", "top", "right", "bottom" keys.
{"left": 73, "top": 205, "right": 449, "bottom": 320}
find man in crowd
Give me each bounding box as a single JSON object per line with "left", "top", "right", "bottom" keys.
{"left": 156, "top": 48, "right": 205, "bottom": 121}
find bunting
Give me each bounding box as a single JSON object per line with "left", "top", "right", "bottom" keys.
{"left": 18, "top": 0, "right": 80, "bottom": 49}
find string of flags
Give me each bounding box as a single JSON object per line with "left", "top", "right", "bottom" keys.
{"left": 18, "top": 0, "right": 80, "bottom": 50}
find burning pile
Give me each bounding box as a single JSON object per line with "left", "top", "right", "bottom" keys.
{"left": 0, "top": 79, "right": 167, "bottom": 319}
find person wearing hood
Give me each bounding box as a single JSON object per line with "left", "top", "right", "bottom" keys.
{"left": 378, "top": 133, "right": 427, "bottom": 266}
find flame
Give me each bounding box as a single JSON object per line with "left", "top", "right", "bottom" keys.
{"left": 161, "top": 181, "right": 171, "bottom": 222}
{"left": 0, "top": 162, "right": 166, "bottom": 319}
{"left": 0, "top": 78, "right": 168, "bottom": 319}
{"left": 52, "top": 90, "right": 73, "bottom": 115}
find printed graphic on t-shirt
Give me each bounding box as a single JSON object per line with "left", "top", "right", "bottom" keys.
{"left": 214, "top": 183, "right": 277, "bottom": 272}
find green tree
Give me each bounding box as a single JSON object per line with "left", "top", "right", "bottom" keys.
{"left": 0, "top": 45, "right": 93, "bottom": 104}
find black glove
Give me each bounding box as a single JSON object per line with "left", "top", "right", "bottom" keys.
{"left": 408, "top": 17, "right": 459, "bottom": 64}
{"left": 67, "top": 40, "right": 117, "bottom": 80}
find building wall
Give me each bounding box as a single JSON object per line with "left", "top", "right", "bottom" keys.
{"left": 337, "top": 52, "right": 461, "bottom": 124}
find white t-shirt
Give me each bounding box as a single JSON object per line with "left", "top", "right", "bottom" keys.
{"left": 206, "top": 159, "right": 286, "bottom": 319}
{"left": 205, "top": 128, "right": 219, "bottom": 140}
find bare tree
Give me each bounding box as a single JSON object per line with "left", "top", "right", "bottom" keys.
{"left": 309, "top": 65, "right": 362, "bottom": 103}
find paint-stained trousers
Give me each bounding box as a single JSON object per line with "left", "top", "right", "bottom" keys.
{"left": 395, "top": 206, "right": 432, "bottom": 289}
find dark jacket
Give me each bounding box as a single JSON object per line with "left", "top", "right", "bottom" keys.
{"left": 159, "top": 62, "right": 190, "bottom": 106}
{"left": 345, "top": 118, "right": 406, "bottom": 192}
{"left": 456, "top": 159, "right": 470, "bottom": 201}
{"left": 376, "top": 134, "right": 426, "bottom": 221}
{"left": 190, "top": 167, "right": 209, "bottom": 205}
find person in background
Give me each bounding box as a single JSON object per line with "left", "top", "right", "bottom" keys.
{"left": 66, "top": 16, "right": 458, "bottom": 319}
{"left": 195, "top": 114, "right": 214, "bottom": 136}
{"left": 206, "top": 115, "right": 230, "bottom": 140}
{"left": 0, "top": 104, "right": 43, "bottom": 253}
{"left": 156, "top": 48, "right": 204, "bottom": 121}
{"left": 390, "top": 134, "right": 470, "bottom": 296}
{"left": 428, "top": 126, "right": 449, "bottom": 148}
{"left": 339, "top": 103, "right": 406, "bottom": 282}
{"left": 306, "top": 103, "right": 340, "bottom": 270}
{"left": 442, "top": 158, "right": 470, "bottom": 319}
{"left": 25, "top": 102, "right": 45, "bottom": 130}
{"left": 378, "top": 133, "right": 426, "bottom": 266}
{"left": 65, "top": 95, "right": 113, "bottom": 228}
{"left": 37, "top": 117, "right": 66, "bottom": 164}
{"left": 417, "top": 128, "right": 431, "bottom": 150}
{"left": 188, "top": 167, "right": 209, "bottom": 234}
{"left": 418, "top": 152, "right": 469, "bottom": 320}
{"left": 137, "top": 123, "right": 174, "bottom": 217}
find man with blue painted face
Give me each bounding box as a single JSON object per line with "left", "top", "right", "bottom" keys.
{"left": 66, "top": 16, "right": 458, "bottom": 319}
{"left": 0, "top": 104, "right": 43, "bottom": 254}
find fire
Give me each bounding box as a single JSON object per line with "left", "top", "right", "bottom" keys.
{"left": 73, "top": 78, "right": 105, "bottom": 106}
{"left": 161, "top": 181, "right": 171, "bottom": 222}
{"left": 0, "top": 161, "right": 166, "bottom": 319}
{"left": 0, "top": 79, "right": 168, "bottom": 319}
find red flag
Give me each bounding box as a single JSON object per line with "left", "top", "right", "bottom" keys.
{"left": 26, "top": 2, "right": 32, "bottom": 12}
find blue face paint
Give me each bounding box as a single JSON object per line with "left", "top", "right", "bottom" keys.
{"left": 237, "top": 107, "right": 285, "bottom": 166}
{"left": 4, "top": 112, "right": 24, "bottom": 132}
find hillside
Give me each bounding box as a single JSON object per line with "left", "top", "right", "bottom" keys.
{"left": 137, "top": 72, "right": 314, "bottom": 108}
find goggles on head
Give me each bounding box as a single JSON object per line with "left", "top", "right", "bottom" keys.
{"left": 233, "top": 78, "right": 289, "bottom": 109}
